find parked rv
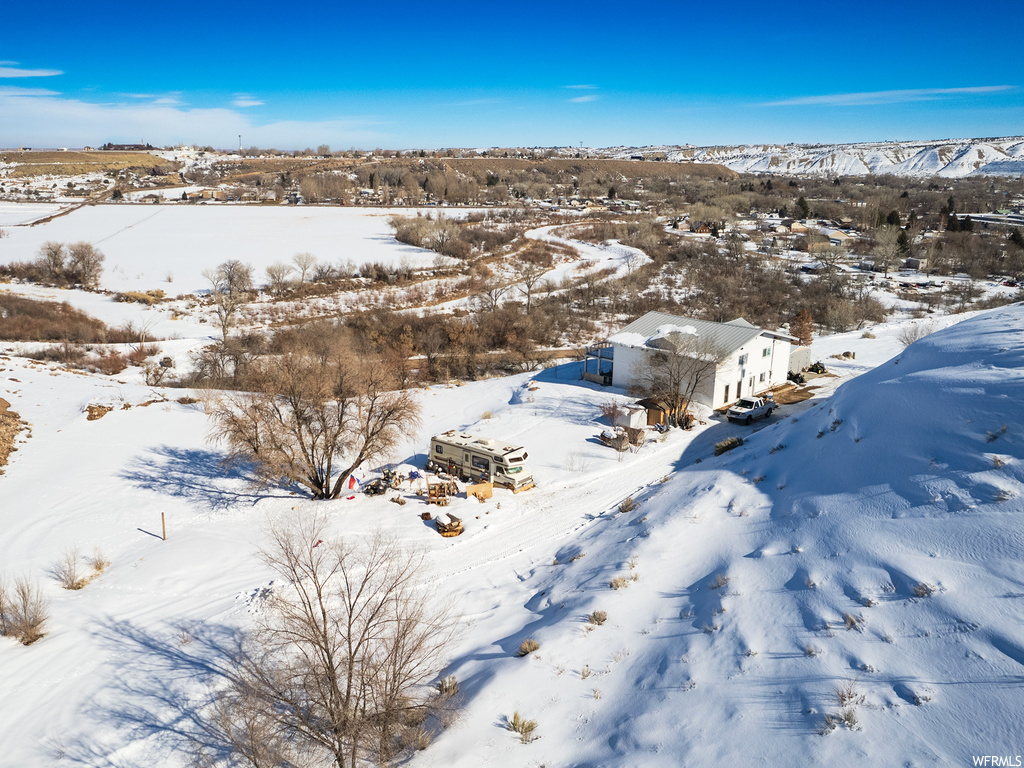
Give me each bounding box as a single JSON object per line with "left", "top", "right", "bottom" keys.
{"left": 426, "top": 431, "right": 535, "bottom": 492}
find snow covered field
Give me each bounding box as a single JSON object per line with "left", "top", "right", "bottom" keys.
{"left": 2, "top": 286, "right": 1022, "bottom": 765}
{"left": 0, "top": 205, "right": 463, "bottom": 293}
{"left": 0, "top": 202, "right": 66, "bottom": 227}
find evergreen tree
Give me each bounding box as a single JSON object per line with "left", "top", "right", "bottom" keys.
{"left": 796, "top": 196, "right": 810, "bottom": 218}
{"left": 946, "top": 214, "right": 960, "bottom": 232}
{"left": 961, "top": 215, "right": 974, "bottom": 232}
{"left": 897, "top": 230, "right": 911, "bottom": 256}
{"left": 1009, "top": 228, "right": 1024, "bottom": 249}
{"left": 886, "top": 210, "right": 901, "bottom": 227}
{"left": 791, "top": 310, "right": 814, "bottom": 347}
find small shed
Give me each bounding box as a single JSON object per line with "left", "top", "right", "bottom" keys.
{"left": 637, "top": 398, "right": 669, "bottom": 426}
{"left": 789, "top": 346, "right": 812, "bottom": 374}
{"left": 614, "top": 405, "right": 647, "bottom": 431}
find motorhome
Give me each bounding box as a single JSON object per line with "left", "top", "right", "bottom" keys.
{"left": 427, "top": 431, "right": 535, "bottom": 492}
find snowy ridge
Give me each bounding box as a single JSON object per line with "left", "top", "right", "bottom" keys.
{"left": 599, "top": 137, "right": 1024, "bottom": 177}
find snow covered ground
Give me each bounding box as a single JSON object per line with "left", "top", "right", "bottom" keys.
{"left": 2, "top": 275, "right": 1022, "bottom": 765}
{"left": 0, "top": 206, "right": 460, "bottom": 293}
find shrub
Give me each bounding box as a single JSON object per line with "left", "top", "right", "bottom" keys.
{"left": 618, "top": 496, "right": 636, "bottom": 514}
{"left": 89, "top": 548, "right": 110, "bottom": 574}
{"left": 93, "top": 351, "right": 128, "bottom": 375}
{"left": 517, "top": 638, "right": 539, "bottom": 657}
{"left": 986, "top": 425, "right": 1008, "bottom": 443}
{"left": 768, "top": 442, "right": 785, "bottom": 454}
{"left": 609, "top": 576, "right": 630, "bottom": 590}
{"left": 437, "top": 675, "right": 459, "bottom": 698}
{"left": 580, "top": 664, "right": 591, "bottom": 679}
{"left": 507, "top": 711, "right": 538, "bottom": 744}
{"left": 709, "top": 573, "right": 731, "bottom": 590}
{"left": 0, "top": 575, "right": 50, "bottom": 645}
{"left": 912, "top": 582, "right": 935, "bottom": 597}
{"left": 836, "top": 679, "right": 865, "bottom": 708}
{"left": 587, "top": 610, "right": 607, "bottom": 626}
{"left": 843, "top": 612, "right": 865, "bottom": 631}
{"left": 54, "top": 547, "right": 88, "bottom": 590}
{"left": 897, "top": 323, "right": 933, "bottom": 348}
{"left": 714, "top": 436, "right": 743, "bottom": 456}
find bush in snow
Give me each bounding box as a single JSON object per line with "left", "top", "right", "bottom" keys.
{"left": 0, "top": 574, "right": 50, "bottom": 645}
{"left": 517, "top": 638, "right": 540, "bottom": 657}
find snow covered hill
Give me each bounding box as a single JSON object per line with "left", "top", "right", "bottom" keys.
{"left": 422, "top": 305, "right": 1024, "bottom": 766}
{"left": 600, "top": 137, "right": 1024, "bottom": 178}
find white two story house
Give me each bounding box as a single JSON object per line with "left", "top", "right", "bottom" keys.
{"left": 593, "top": 311, "right": 794, "bottom": 411}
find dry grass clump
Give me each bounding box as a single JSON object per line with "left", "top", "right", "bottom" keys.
{"left": 507, "top": 711, "right": 538, "bottom": 743}
{"left": 709, "top": 573, "right": 731, "bottom": 590}
{"left": 0, "top": 399, "right": 27, "bottom": 474}
{"left": 53, "top": 547, "right": 88, "bottom": 590}
{"left": 912, "top": 582, "right": 935, "bottom": 598}
{"left": 618, "top": 496, "right": 636, "bottom": 514}
{"left": 88, "top": 547, "right": 110, "bottom": 575}
{"left": 437, "top": 675, "right": 459, "bottom": 698}
{"left": 714, "top": 436, "right": 743, "bottom": 456}
{"left": 587, "top": 610, "right": 607, "bottom": 626}
{"left": 516, "top": 638, "right": 540, "bottom": 657}
{"left": 843, "top": 612, "right": 865, "bottom": 631}
{"left": 609, "top": 576, "right": 630, "bottom": 590}
{"left": 0, "top": 574, "right": 50, "bottom": 645}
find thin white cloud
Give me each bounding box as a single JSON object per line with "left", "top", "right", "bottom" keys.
{"left": 570, "top": 94, "right": 598, "bottom": 103}
{"left": 764, "top": 85, "right": 1015, "bottom": 107}
{"left": 565, "top": 84, "right": 597, "bottom": 90}
{"left": 0, "top": 65, "right": 63, "bottom": 78}
{"left": 0, "top": 88, "right": 388, "bottom": 148}
{"left": 233, "top": 94, "right": 264, "bottom": 108}
{"left": 152, "top": 96, "right": 184, "bottom": 106}
{"left": 0, "top": 86, "right": 61, "bottom": 97}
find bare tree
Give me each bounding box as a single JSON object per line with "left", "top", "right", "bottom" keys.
{"left": 817, "top": 245, "right": 846, "bottom": 294}
{"left": 473, "top": 281, "right": 510, "bottom": 313}
{"left": 207, "top": 331, "right": 420, "bottom": 499}
{"left": 265, "top": 262, "right": 294, "bottom": 296}
{"left": 203, "top": 260, "right": 254, "bottom": 340}
{"left": 66, "top": 242, "right": 105, "bottom": 287}
{"left": 293, "top": 252, "right": 317, "bottom": 283}
{"left": 218, "top": 513, "right": 454, "bottom": 767}
{"left": 0, "top": 574, "right": 50, "bottom": 645}
{"left": 38, "top": 241, "right": 66, "bottom": 281}
{"left": 514, "top": 260, "right": 546, "bottom": 314}
{"left": 630, "top": 332, "right": 726, "bottom": 427}
{"left": 872, "top": 226, "right": 902, "bottom": 277}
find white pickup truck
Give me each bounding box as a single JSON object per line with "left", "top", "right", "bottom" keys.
{"left": 727, "top": 395, "right": 775, "bottom": 425}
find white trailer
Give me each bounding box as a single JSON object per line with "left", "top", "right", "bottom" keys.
{"left": 426, "top": 431, "right": 535, "bottom": 492}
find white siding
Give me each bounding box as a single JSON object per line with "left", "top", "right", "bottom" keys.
{"left": 612, "top": 333, "right": 791, "bottom": 411}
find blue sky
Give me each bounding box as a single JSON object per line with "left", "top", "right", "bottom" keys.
{"left": 1, "top": 0, "right": 1021, "bottom": 150}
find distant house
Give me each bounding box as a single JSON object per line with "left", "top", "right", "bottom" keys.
{"left": 825, "top": 229, "right": 855, "bottom": 247}
{"left": 790, "top": 221, "right": 810, "bottom": 233}
{"left": 591, "top": 311, "right": 794, "bottom": 410}
{"left": 690, "top": 222, "right": 713, "bottom": 235}
{"left": 904, "top": 256, "right": 929, "bottom": 271}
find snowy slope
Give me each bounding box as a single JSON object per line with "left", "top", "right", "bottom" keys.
{"left": 603, "top": 137, "right": 1024, "bottom": 178}
{"left": 419, "top": 305, "right": 1024, "bottom": 766}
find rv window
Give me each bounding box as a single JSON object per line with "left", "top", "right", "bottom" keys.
{"left": 434, "top": 445, "right": 443, "bottom": 454}
{"left": 508, "top": 452, "right": 528, "bottom": 463}
{"left": 506, "top": 467, "right": 523, "bottom": 475}
{"left": 471, "top": 455, "right": 489, "bottom": 471}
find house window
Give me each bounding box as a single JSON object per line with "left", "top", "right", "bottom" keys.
{"left": 724, "top": 384, "right": 730, "bottom": 402}
{"left": 759, "top": 372, "right": 766, "bottom": 382}
{"left": 763, "top": 347, "right": 771, "bottom": 357}
{"left": 738, "top": 354, "right": 748, "bottom": 366}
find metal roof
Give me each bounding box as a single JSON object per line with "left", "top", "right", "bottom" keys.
{"left": 613, "top": 311, "right": 794, "bottom": 353}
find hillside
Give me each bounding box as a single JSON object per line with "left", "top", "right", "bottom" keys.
{"left": 419, "top": 305, "right": 1024, "bottom": 766}
{"left": 599, "top": 136, "right": 1024, "bottom": 178}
